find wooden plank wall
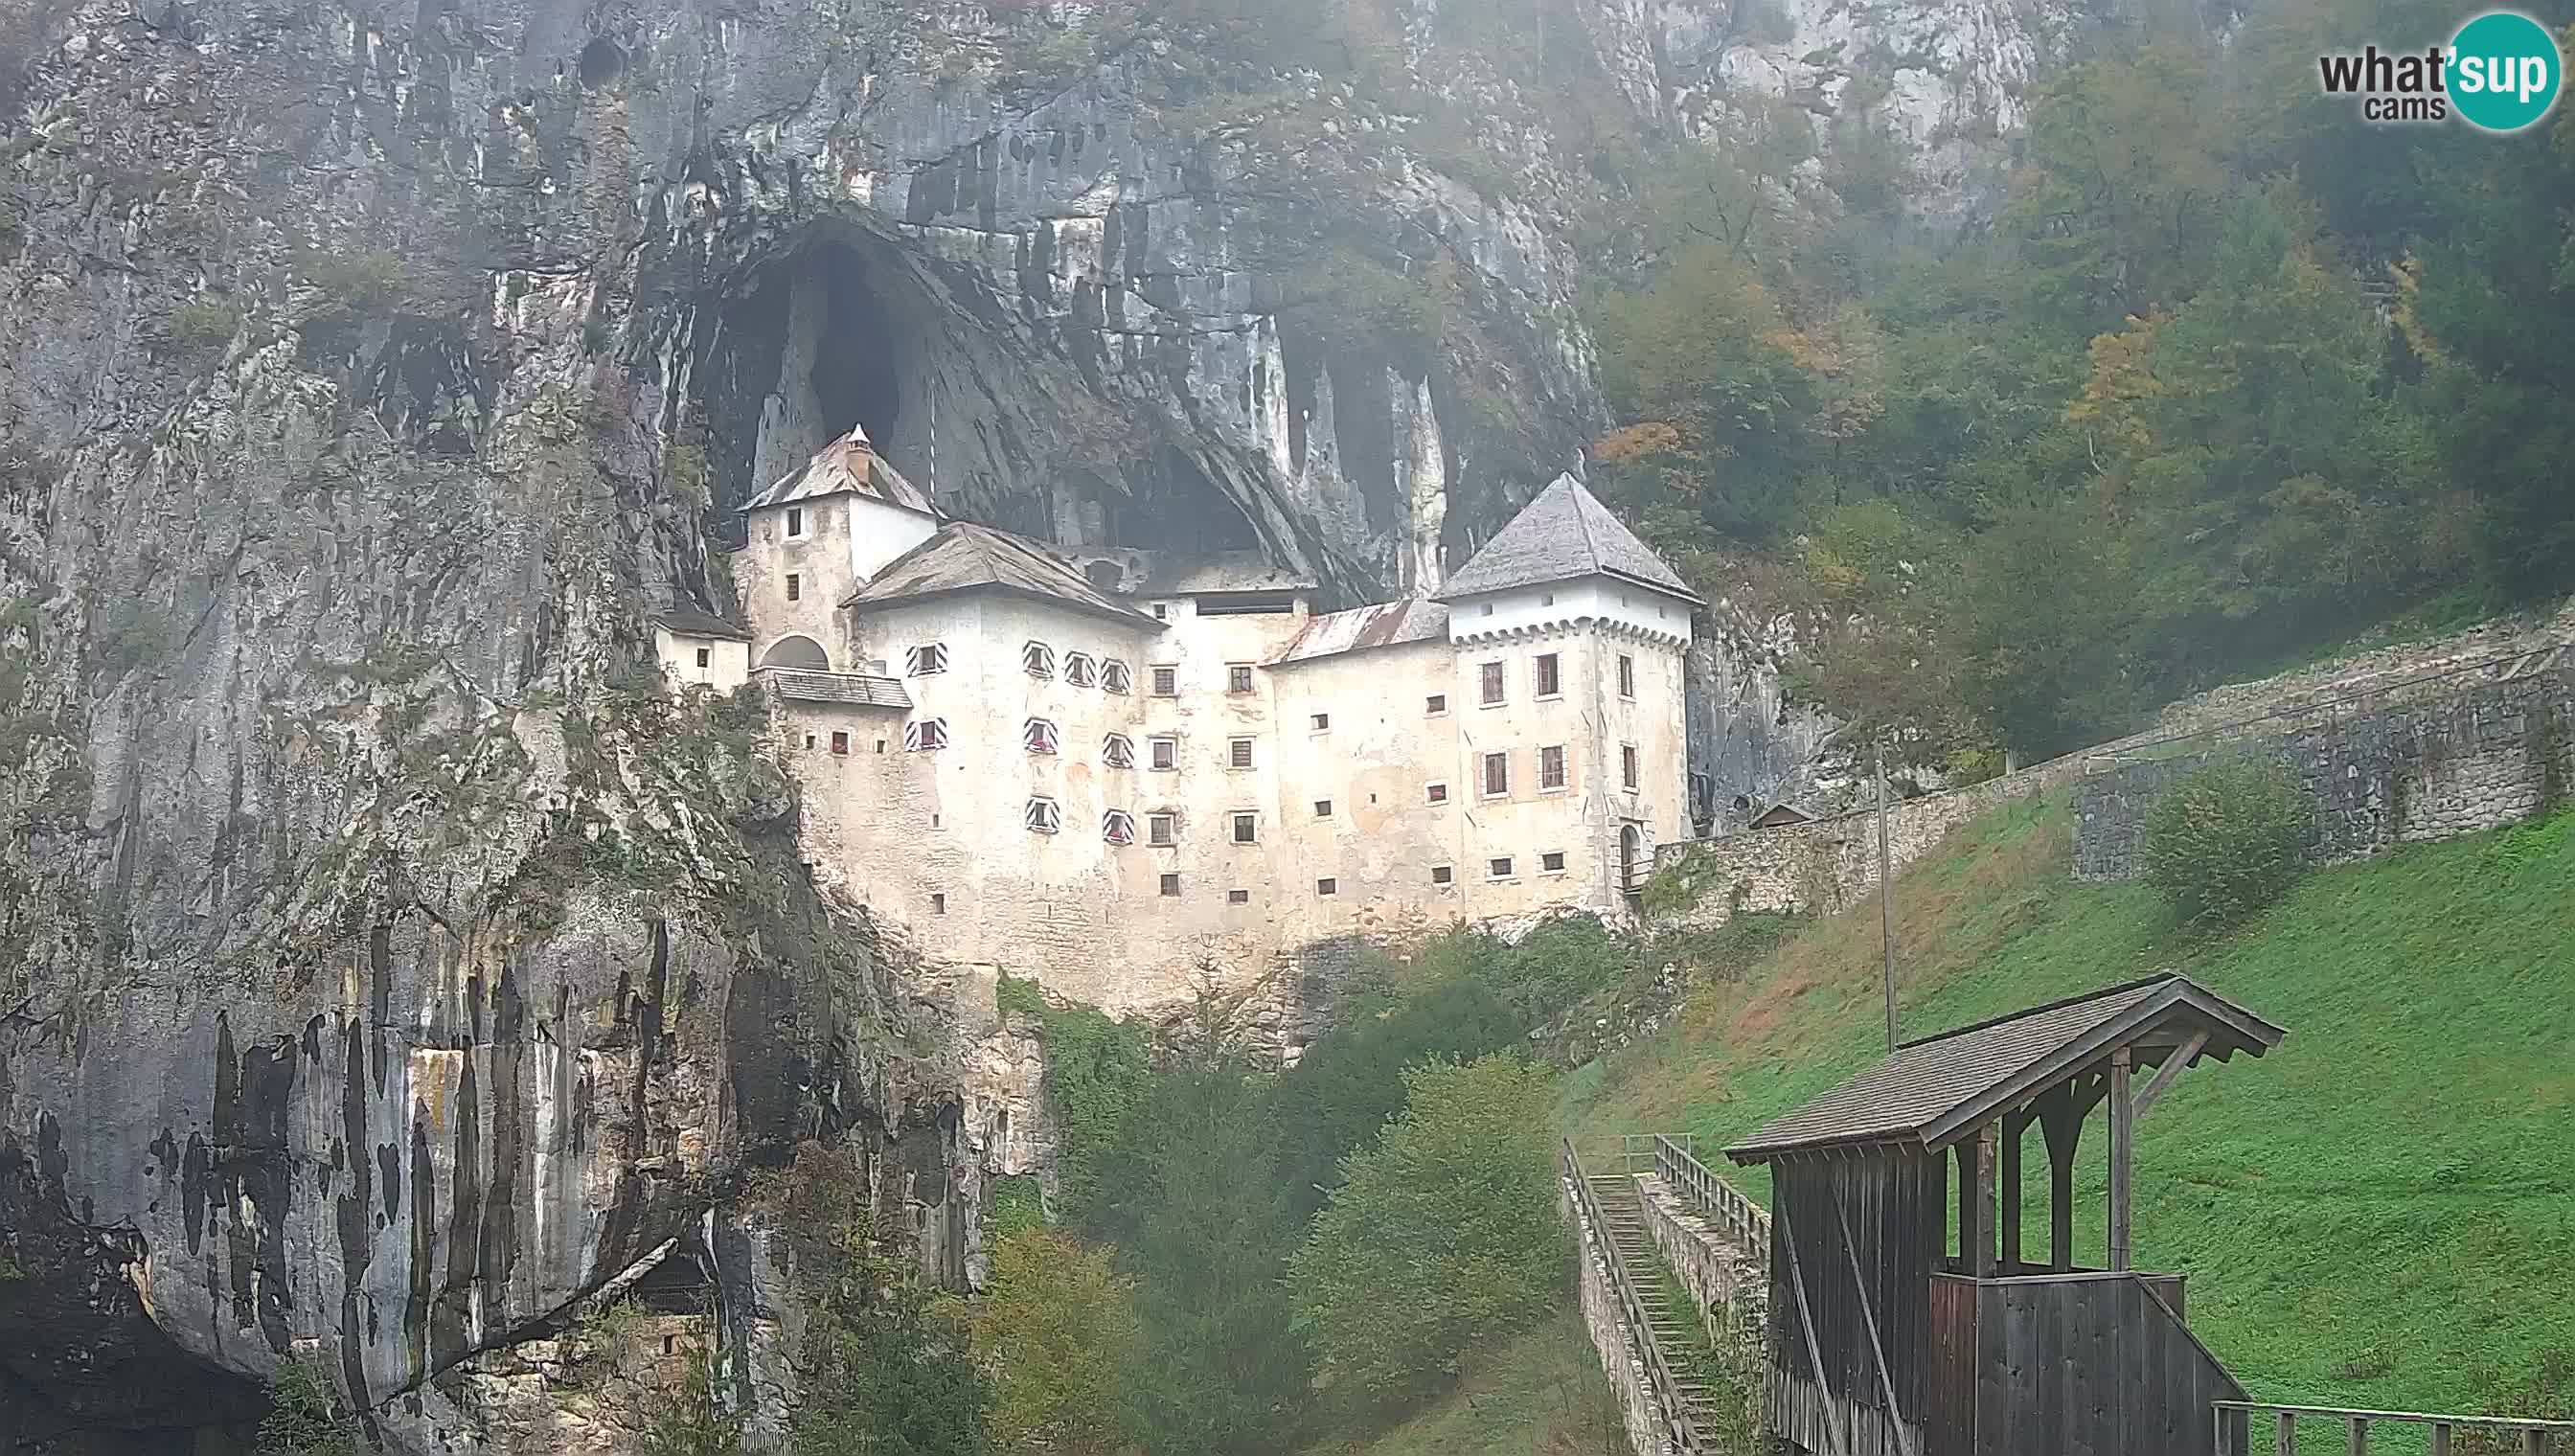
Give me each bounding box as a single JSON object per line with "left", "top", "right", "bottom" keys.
{"left": 1924, "top": 1275, "right": 1978, "bottom": 1456}
{"left": 1767, "top": 1152, "right": 1943, "bottom": 1454}
{"left": 1969, "top": 1274, "right": 2245, "bottom": 1456}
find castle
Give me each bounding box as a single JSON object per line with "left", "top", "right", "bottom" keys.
{"left": 657, "top": 427, "right": 1698, "bottom": 1028}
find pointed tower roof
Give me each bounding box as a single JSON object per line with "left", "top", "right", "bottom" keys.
{"left": 740, "top": 425, "right": 939, "bottom": 518}
{"left": 842, "top": 523, "right": 1161, "bottom": 628}
{"left": 1432, "top": 474, "right": 1702, "bottom": 605}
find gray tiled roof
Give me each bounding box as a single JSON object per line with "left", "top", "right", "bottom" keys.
{"left": 654, "top": 607, "right": 752, "bottom": 642}
{"left": 1724, "top": 974, "right": 2286, "bottom": 1164}
{"left": 843, "top": 523, "right": 1161, "bottom": 628}
{"left": 741, "top": 427, "right": 939, "bottom": 517}
{"left": 1433, "top": 474, "right": 1702, "bottom": 605}
{"left": 752, "top": 668, "right": 913, "bottom": 709}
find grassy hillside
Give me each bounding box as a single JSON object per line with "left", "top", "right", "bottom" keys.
{"left": 1557, "top": 794, "right": 2575, "bottom": 1424}
{"left": 1303, "top": 1304, "right": 1627, "bottom": 1456}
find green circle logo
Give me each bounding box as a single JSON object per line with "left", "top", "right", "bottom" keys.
{"left": 2450, "top": 11, "right": 2563, "bottom": 132}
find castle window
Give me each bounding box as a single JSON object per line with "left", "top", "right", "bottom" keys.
{"left": 1489, "top": 856, "right": 1515, "bottom": 879}
{"left": 1310, "top": 712, "right": 1330, "bottom": 732}
{"left": 1479, "top": 661, "right": 1505, "bottom": 705}
{"left": 1102, "top": 659, "right": 1132, "bottom": 694}
{"left": 1618, "top": 654, "right": 1635, "bottom": 699}
{"left": 906, "top": 644, "right": 949, "bottom": 676}
{"left": 1536, "top": 652, "right": 1561, "bottom": 698}
{"left": 1313, "top": 800, "right": 1333, "bottom": 818}
{"left": 1540, "top": 745, "right": 1567, "bottom": 792}
{"left": 1542, "top": 851, "right": 1567, "bottom": 874}
{"left": 695, "top": 648, "right": 711, "bottom": 669}
{"left": 786, "top": 574, "right": 803, "bottom": 603}
{"left": 1425, "top": 694, "right": 1447, "bottom": 717}
{"left": 1103, "top": 809, "right": 1136, "bottom": 846}
{"left": 1232, "top": 812, "right": 1258, "bottom": 845}
{"left": 1023, "top": 718, "right": 1060, "bottom": 755}
{"left": 1103, "top": 734, "right": 1135, "bottom": 768}
{"left": 1149, "top": 811, "right": 1177, "bottom": 846}
{"left": 1151, "top": 665, "right": 1178, "bottom": 696}
{"left": 831, "top": 732, "right": 850, "bottom": 756}
{"left": 1622, "top": 744, "right": 1639, "bottom": 791}
{"left": 1542, "top": 591, "right": 1556, "bottom": 606}
{"left": 1227, "top": 888, "right": 1250, "bottom": 904}
{"left": 1426, "top": 782, "right": 1448, "bottom": 805}
{"left": 1430, "top": 865, "right": 1453, "bottom": 885}
{"left": 1483, "top": 752, "right": 1510, "bottom": 798}
{"left": 1150, "top": 736, "right": 1179, "bottom": 770}
{"left": 1479, "top": 603, "right": 1493, "bottom": 618}
{"left": 931, "top": 893, "right": 946, "bottom": 916}
{"left": 1160, "top": 873, "right": 1182, "bottom": 897}
{"left": 804, "top": 734, "right": 816, "bottom": 749}
{"left": 1315, "top": 877, "right": 1337, "bottom": 897}
{"left": 1153, "top": 603, "right": 1169, "bottom": 620}
{"left": 1227, "top": 664, "right": 1255, "bottom": 694}
{"left": 1023, "top": 642, "right": 1056, "bottom": 679}
{"left": 905, "top": 718, "right": 949, "bottom": 751}
{"left": 1065, "top": 652, "right": 1097, "bottom": 688}
{"left": 1227, "top": 738, "right": 1254, "bottom": 769}
{"left": 1025, "top": 798, "right": 1060, "bottom": 834}
{"left": 786, "top": 507, "right": 806, "bottom": 537}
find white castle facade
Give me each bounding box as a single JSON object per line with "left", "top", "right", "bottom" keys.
{"left": 658, "top": 428, "right": 1699, "bottom": 1027}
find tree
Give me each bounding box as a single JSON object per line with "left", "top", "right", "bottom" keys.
{"left": 790, "top": 1173, "right": 992, "bottom": 1456}
{"left": 1951, "top": 502, "right": 2146, "bottom": 759}
{"left": 2141, "top": 758, "right": 2313, "bottom": 927}
{"left": 1081, "top": 1064, "right": 1313, "bottom": 1454}
{"left": 643, "top": 1346, "right": 744, "bottom": 1456}
{"left": 970, "top": 1231, "right": 1140, "bottom": 1456}
{"left": 1288, "top": 1056, "right": 1564, "bottom": 1408}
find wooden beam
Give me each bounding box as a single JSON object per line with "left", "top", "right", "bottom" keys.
{"left": 1833, "top": 1189, "right": 1920, "bottom": 1456}
{"left": 2132, "top": 1029, "right": 2212, "bottom": 1122}
{"left": 1955, "top": 1139, "right": 1976, "bottom": 1270}
{"left": 2000, "top": 1107, "right": 2028, "bottom": 1272}
{"left": 2039, "top": 1083, "right": 2082, "bottom": 1273}
{"left": 1974, "top": 1123, "right": 1998, "bottom": 1278}
{"left": 2109, "top": 1047, "right": 2134, "bottom": 1273}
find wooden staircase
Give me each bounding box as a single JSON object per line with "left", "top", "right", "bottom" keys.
{"left": 1586, "top": 1172, "right": 1729, "bottom": 1437}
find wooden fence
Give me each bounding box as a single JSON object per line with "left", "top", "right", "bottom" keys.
{"left": 1563, "top": 1139, "right": 1705, "bottom": 1455}
{"left": 2216, "top": 1401, "right": 2575, "bottom": 1455}
{"left": 1647, "top": 1132, "right": 1771, "bottom": 1269}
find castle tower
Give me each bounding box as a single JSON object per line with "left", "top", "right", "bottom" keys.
{"left": 733, "top": 425, "right": 940, "bottom": 673}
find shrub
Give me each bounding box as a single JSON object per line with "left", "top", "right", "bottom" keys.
{"left": 257, "top": 1363, "right": 364, "bottom": 1456}
{"left": 2140, "top": 758, "right": 2312, "bottom": 926}
{"left": 642, "top": 1346, "right": 743, "bottom": 1456}
{"left": 970, "top": 1230, "right": 1139, "bottom": 1456}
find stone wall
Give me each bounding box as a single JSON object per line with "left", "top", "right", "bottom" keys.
{"left": 1635, "top": 1174, "right": 1767, "bottom": 1328}
{"left": 2073, "top": 660, "right": 2572, "bottom": 880}
{"left": 1563, "top": 1174, "right": 1673, "bottom": 1456}
{"left": 1653, "top": 631, "right": 2573, "bottom": 926}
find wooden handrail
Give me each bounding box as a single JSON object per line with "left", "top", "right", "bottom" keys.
{"left": 2214, "top": 1400, "right": 2575, "bottom": 1454}
{"left": 1561, "top": 1140, "right": 1704, "bottom": 1455}
{"left": 1652, "top": 1132, "right": 1772, "bottom": 1269}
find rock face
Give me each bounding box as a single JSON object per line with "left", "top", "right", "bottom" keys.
{"left": 0, "top": 0, "right": 2061, "bottom": 1447}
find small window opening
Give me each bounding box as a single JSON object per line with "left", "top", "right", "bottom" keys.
{"left": 1151, "top": 666, "right": 1178, "bottom": 696}
{"left": 1149, "top": 812, "right": 1177, "bottom": 847}
{"left": 695, "top": 647, "right": 711, "bottom": 669}
{"left": 1315, "top": 877, "right": 1337, "bottom": 897}
{"left": 1313, "top": 800, "right": 1333, "bottom": 818}
{"left": 1480, "top": 661, "right": 1504, "bottom": 705}
{"left": 1227, "top": 664, "right": 1255, "bottom": 694}
{"left": 1227, "top": 888, "right": 1250, "bottom": 904}
{"left": 1228, "top": 738, "right": 1254, "bottom": 769}
{"left": 1489, "top": 856, "right": 1515, "bottom": 879}
{"left": 1232, "top": 813, "right": 1257, "bottom": 844}
{"left": 931, "top": 893, "right": 946, "bottom": 916}
{"left": 1310, "top": 712, "right": 1330, "bottom": 732}
{"left": 1426, "top": 694, "right": 1447, "bottom": 716}
{"left": 1537, "top": 652, "right": 1561, "bottom": 698}
{"left": 1542, "top": 851, "right": 1567, "bottom": 874}
{"left": 786, "top": 506, "right": 806, "bottom": 537}
{"left": 1430, "top": 865, "right": 1454, "bottom": 885}
{"left": 1160, "top": 873, "right": 1182, "bottom": 897}
{"left": 786, "top": 573, "right": 802, "bottom": 603}
{"left": 830, "top": 732, "right": 850, "bottom": 756}
{"left": 1426, "top": 782, "right": 1448, "bottom": 805}
{"left": 1150, "top": 737, "right": 1179, "bottom": 770}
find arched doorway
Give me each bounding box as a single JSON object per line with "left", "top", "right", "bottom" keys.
{"left": 1620, "top": 823, "right": 1644, "bottom": 896}
{"left": 760, "top": 635, "right": 831, "bottom": 671}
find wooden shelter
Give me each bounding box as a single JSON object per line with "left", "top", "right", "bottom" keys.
{"left": 1724, "top": 974, "right": 2287, "bottom": 1456}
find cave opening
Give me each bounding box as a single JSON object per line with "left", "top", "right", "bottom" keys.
{"left": 809, "top": 245, "right": 903, "bottom": 450}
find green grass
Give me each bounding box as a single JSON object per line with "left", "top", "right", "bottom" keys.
{"left": 1305, "top": 1304, "right": 1628, "bottom": 1456}
{"left": 1558, "top": 794, "right": 2575, "bottom": 1434}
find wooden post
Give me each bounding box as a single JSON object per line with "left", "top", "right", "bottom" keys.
{"left": 1877, "top": 741, "right": 1899, "bottom": 1053}
{"left": 2108, "top": 1047, "right": 2134, "bottom": 1273}
{"left": 2348, "top": 1416, "right": 2368, "bottom": 1455}
{"left": 1974, "top": 1123, "right": 1998, "bottom": 1277}
{"left": 2039, "top": 1084, "right": 2081, "bottom": 1272}
{"left": 2521, "top": 1430, "right": 2543, "bottom": 1456}
{"left": 2000, "top": 1108, "right": 2027, "bottom": 1272}
{"left": 2429, "top": 1425, "right": 2450, "bottom": 1456}
{"left": 2279, "top": 1411, "right": 2299, "bottom": 1455}
{"left": 1955, "top": 1140, "right": 1976, "bottom": 1270}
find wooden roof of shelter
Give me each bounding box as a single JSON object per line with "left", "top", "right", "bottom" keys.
{"left": 1725, "top": 974, "right": 2284, "bottom": 1164}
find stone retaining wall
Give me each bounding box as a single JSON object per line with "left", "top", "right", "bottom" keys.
{"left": 1635, "top": 1174, "right": 1766, "bottom": 1328}
{"left": 2073, "top": 661, "right": 2572, "bottom": 879}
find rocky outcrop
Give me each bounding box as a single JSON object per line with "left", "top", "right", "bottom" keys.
{"left": 0, "top": 0, "right": 2073, "bottom": 1446}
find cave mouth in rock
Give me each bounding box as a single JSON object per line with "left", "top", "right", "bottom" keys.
{"left": 808, "top": 243, "right": 902, "bottom": 450}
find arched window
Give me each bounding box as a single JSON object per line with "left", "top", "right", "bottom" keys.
{"left": 1102, "top": 809, "right": 1135, "bottom": 846}
{"left": 1023, "top": 718, "right": 1060, "bottom": 755}
{"left": 760, "top": 635, "right": 831, "bottom": 671}
{"left": 905, "top": 644, "right": 948, "bottom": 676}
{"left": 1025, "top": 798, "right": 1060, "bottom": 834}
{"left": 1103, "top": 734, "right": 1135, "bottom": 768}
{"left": 905, "top": 718, "right": 949, "bottom": 752}
{"left": 1022, "top": 641, "right": 1055, "bottom": 679}
{"left": 1100, "top": 659, "right": 1132, "bottom": 694}
{"left": 1064, "top": 652, "right": 1096, "bottom": 688}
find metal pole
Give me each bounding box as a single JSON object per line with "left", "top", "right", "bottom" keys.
{"left": 1877, "top": 739, "right": 1898, "bottom": 1053}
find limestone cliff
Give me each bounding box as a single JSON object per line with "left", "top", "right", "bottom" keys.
{"left": 0, "top": 0, "right": 2059, "bottom": 1447}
